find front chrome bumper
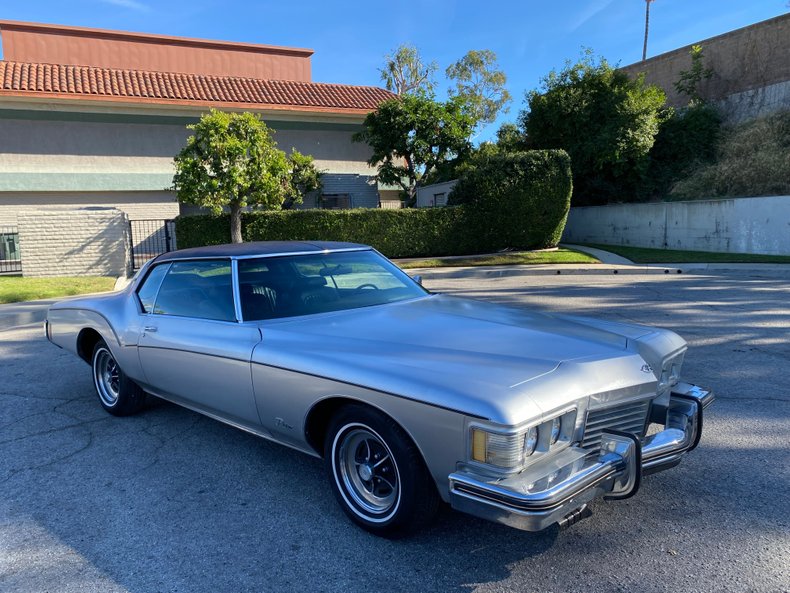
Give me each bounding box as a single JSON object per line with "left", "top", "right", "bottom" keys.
{"left": 448, "top": 382, "right": 714, "bottom": 532}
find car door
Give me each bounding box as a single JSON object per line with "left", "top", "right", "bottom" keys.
{"left": 136, "top": 259, "right": 262, "bottom": 427}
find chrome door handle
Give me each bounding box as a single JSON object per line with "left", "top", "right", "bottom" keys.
{"left": 143, "top": 326, "right": 158, "bottom": 333}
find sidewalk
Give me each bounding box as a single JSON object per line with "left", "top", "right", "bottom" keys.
{"left": 410, "top": 260, "right": 790, "bottom": 281}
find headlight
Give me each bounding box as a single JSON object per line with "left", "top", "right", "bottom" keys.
{"left": 549, "top": 417, "right": 561, "bottom": 445}
{"left": 470, "top": 409, "right": 577, "bottom": 471}
{"left": 524, "top": 426, "right": 538, "bottom": 456}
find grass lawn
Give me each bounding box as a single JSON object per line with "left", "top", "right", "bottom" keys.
{"left": 0, "top": 276, "right": 116, "bottom": 305}
{"left": 583, "top": 244, "right": 790, "bottom": 264}
{"left": 397, "top": 248, "right": 599, "bottom": 269}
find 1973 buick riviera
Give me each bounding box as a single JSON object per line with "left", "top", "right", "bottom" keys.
{"left": 46, "top": 241, "right": 714, "bottom": 536}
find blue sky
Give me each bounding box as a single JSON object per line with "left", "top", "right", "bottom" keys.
{"left": 2, "top": 0, "right": 788, "bottom": 140}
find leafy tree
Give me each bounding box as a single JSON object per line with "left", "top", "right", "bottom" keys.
{"left": 641, "top": 104, "right": 721, "bottom": 199}
{"left": 520, "top": 50, "right": 666, "bottom": 205}
{"left": 282, "top": 150, "right": 324, "bottom": 209}
{"left": 379, "top": 44, "right": 437, "bottom": 96}
{"left": 446, "top": 49, "right": 512, "bottom": 131}
{"left": 494, "top": 122, "right": 525, "bottom": 153}
{"left": 353, "top": 95, "right": 475, "bottom": 205}
{"left": 674, "top": 45, "right": 713, "bottom": 106}
{"left": 173, "top": 109, "right": 305, "bottom": 243}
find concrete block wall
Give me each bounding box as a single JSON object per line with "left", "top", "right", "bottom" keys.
{"left": 620, "top": 14, "right": 790, "bottom": 110}
{"left": 17, "top": 208, "right": 131, "bottom": 277}
{"left": 562, "top": 196, "right": 790, "bottom": 256}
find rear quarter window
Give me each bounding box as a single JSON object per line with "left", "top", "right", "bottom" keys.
{"left": 136, "top": 264, "right": 169, "bottom": 313}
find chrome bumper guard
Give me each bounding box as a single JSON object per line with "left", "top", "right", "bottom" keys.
{"left": 448, "top": 382, "right": 714, "bottom": 532}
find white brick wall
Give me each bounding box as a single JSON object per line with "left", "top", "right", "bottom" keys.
{"left": 17, "top": 208, "right": 131, "bottom": 277}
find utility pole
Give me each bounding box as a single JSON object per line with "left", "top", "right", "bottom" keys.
{"left": 643, "top": 0, "right": 655, "bottom": 61}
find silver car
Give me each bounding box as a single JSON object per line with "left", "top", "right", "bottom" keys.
{"left": 46, "top": 241, "right": 714, "bottom": 536}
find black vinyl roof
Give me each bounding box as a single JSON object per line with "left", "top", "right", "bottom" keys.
{"left": 153, "top": 241, "right": 369, "bottom": 263}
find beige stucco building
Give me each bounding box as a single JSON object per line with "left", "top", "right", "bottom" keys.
{"left": 0, "top": 20, "right": 398, "bottom": 230}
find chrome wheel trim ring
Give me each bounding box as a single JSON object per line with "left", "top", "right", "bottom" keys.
{"left": 93, "top": 348, "right": 120, "bottom": 407}
{"left": 332, "top": 423, "right": 401, "bottom": 523}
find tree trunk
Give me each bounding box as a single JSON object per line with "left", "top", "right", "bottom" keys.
{"left": 230, "top": 202, "right": 243, "bottom": 244}
{"left": 406, "top": 184, "right": 418, "bottom": 208}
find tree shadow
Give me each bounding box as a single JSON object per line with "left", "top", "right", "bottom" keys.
{"left": 2, "top": 269, "right": 789, "bottom": 592}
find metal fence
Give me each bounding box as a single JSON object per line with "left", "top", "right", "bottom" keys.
{"left": 129, "top": 219, "right": 176, "bottom": 270}
{"left": 0, "top": 226, "right": 22, "bottom": 274}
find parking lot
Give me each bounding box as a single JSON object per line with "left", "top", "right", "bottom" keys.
{"left": 1, "top": 269, "right": 788, "bottom": 593}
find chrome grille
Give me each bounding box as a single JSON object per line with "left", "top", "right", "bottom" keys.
{"left": 581, "top": 399, "right": 651, "bottom": 451}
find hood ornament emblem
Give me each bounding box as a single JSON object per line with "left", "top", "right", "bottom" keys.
{"left": 641, "top": 364, "right": 653, "bottom": 374}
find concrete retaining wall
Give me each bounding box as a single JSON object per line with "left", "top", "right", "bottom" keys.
{"left": 562, "top": 196, "right": 790, "bottom": 255}
{"left": 17, "top": 208, "right": 130, "bottom": 277}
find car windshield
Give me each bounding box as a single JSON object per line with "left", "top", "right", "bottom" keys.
{"left": 237, "top": 249, "right": 428, "bottom": 321}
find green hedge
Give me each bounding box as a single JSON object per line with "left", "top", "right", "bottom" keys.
{"left": 175, "top": 149, "right": 572, "bottom": 258}
{"left": 448, "top": 149, "right": 572, "bottom": 249}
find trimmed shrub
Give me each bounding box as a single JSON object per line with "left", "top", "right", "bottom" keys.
{"left": 175, "top": 149, "right": 572, "bottom": 257}
{"left": 449, "top": 149, "right": 572, "bottom": 248}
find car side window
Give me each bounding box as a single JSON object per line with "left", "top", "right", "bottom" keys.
{"left": 152, "top": 260, "right": 236, "bottom": 322}
{"left": 136, "top": 264, "right": 169, "bottom": 313}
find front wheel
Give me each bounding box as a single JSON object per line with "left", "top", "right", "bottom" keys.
{"left": 92, "top": 340, "right": 146, "bottom": 416}
{"left": 324, "top": 405, "right": 439, "bottom": 536}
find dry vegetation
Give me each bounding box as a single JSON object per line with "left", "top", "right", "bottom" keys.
{"left": 670, "top": 111, "right": 790, "bottom": 199}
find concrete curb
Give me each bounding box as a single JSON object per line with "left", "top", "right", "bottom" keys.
{"left": 411, "top": 263, "right": 686, "bottom": 281}
{"left": 411, "top": 261, "right": 790, "bottom": 281}
{"left": 4, "top": 263, "right": 788, "bottom": 331}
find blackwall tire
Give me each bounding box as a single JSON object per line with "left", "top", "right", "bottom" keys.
{"left": 324, "top": 404, "right": 440, "bottom": 537}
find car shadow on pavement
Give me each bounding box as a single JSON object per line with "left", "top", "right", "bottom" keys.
{"left": 2, "top": 269, "right": 789, "bottom": 592}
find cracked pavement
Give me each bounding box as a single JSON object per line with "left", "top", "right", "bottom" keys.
{"left": 1, "top": 269, "right": 788, "bottom": 593}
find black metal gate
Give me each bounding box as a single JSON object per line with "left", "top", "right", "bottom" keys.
{"left": 0, "top": 226, "right": 22, "bottom": 274}
{"left": 130, "top": 219, "right": 176, "bottom": 270}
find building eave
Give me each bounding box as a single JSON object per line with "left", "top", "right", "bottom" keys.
{"left": 0, "top": 93, "right": 371, "bottom": 123}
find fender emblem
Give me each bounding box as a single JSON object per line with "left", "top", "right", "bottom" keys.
{"left": 275, "top": 417, "right": 293, "bottom": 430}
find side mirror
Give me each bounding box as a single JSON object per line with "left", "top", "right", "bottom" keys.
{"left": 412, "top": 275, "right": 423, "bottom": 286}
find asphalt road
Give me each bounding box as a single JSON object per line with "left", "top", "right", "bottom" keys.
{"left": 1, "top": 270, "right": 788, "bottom": 593}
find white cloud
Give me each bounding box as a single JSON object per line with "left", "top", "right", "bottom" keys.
{"left": 99, "top": 0, "right": 151, "bottom": 12}
{"left": 568, "top": 0, "right": 616, "bottom": 32}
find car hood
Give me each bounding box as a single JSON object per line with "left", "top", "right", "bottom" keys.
{"left": 254, "top": 295, "right": 660, "bottom": 424}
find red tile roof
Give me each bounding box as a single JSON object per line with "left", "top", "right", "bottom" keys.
{"left": 0, "top": 60, "right": 394, "bottom": 114}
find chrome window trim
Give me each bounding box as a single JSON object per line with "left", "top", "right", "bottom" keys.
{"left": 231, "top": 247, "right": 371, "bottom": 260}
{"left": 155, "top": 247, "right": 372, "bottom": 265}
{"left": 136, "top": 261, "right": 172, "bottom": 315}
{"left": 231, "top": 258, "right": 243, "bottom": 322}
{"left": 149, "top": 258, "right": 237, "bottom": 323}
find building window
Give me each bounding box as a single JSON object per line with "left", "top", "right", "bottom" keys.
{"left": 321, "top": 194, "right": 351, "bottom": 210}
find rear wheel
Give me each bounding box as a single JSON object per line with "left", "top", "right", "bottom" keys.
{"left": 324, "top": 404, "right": 439, "bottom": 536}
{"left": 92, "top": 339, "right": 145, "bottom": 416}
